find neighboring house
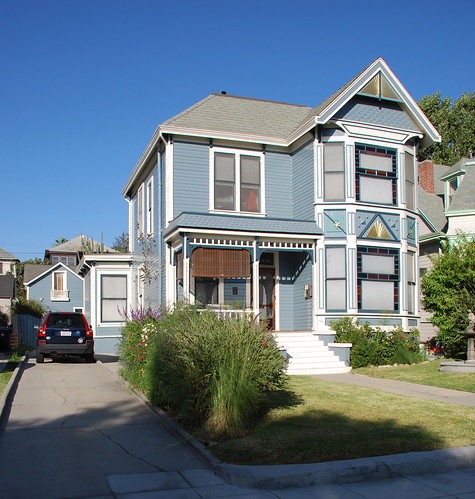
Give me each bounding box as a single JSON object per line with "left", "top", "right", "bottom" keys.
{"left": 0, "top": 248, "right": 19, "bottom": 323}
{"left": 24, "top": 262, "right": 84, "bottom": 313}
{"left": 0, "top": 247, "right": 19, "bottom": 276}
{"left": 417, "top": 157, "right": 475, "bottom": 341}
{"left": 77, "top": 252, "right": 133, "bottom": 353}
{"left": 120, "top": 56, "right": 439, "bottom": 374}
{"left": 45, "top": 235, "right": 116, "bottom": 266}
{"left": 0, "top": 274, "right": 15, "bottom": 324}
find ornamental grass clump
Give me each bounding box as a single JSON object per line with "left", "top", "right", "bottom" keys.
{"left": 145, "top": 305, "right": 287, "bottom": 438}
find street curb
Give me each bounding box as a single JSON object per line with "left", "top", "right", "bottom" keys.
{"left": 97, "top": 361, "right": 475, "bottom": 490}
{"left": 215, "top": 446, "right": 475, "bottom": 489}
{"left": 0, "top": 353, "right": 29, "bottom": 430}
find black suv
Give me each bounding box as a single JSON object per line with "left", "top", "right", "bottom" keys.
{"left": 36, "top": 312, "right": 94, "bottom": 363}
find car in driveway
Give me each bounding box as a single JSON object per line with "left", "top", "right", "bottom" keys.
{"left": 36, "top": 312, "right": 94, "bottom": 363}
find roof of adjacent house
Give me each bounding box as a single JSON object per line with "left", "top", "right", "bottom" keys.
{"left": 0, "top": 274, "right": 15, "bottom": 298}
{"left": 0, "top": 248, "right": 19, "bottom": 261}
{"left": 417, "top": 186, "right": 447, "bottom": 233}
{"left": 23, "top": 264, "right": 56, "bottom": 284}
{"left": 164, "top": 212, "right": 323, "bottom": 239}
{"left": 447, "top": 161, "right": 475, "bottom": 212}
{"left": 46, "top": 235, "right": 117, "bottom": 254}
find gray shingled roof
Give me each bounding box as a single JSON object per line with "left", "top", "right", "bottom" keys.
{"left": 448, "top": 162, "right": 475, "bottom": 212}
{"left": 163, "top": 94, "right": 312, "bottom": 140}
{"left": 164, "top": 212, "right": 322, "bottom": 238}
{"left": 23, "top": 264, "right": 55, "bottom": 284}
{"left": 439, "top": 157, "right": 470, "bottom": 180}
{"left": 46, "top": 235, "right": 117, "bottom": 254}
{"left": 418, "top": 187, "right": 447, "bottom": 232}
{"left": 0, "top": 248, "right": 19, "bottom": 261}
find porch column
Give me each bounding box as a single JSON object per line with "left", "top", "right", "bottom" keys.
{"left": 312, "top": 241, "right": 318, "bottom": 331}
{"left": 183, "top": 234, "right": 192, "bottom": 303}
{"left": 252, "top": 239, "right": 260, "bottom": 319}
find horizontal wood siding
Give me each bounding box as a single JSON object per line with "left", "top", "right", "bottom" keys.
{"left": 174, "top": 141, "right": 209, "bottom": 217}
{"left": 28, "top": 270, "right": 83, "bottom": 312}
{"left": 265, "top": 152, "right": 292, "bottom": 218}
{"left": 292, "top": 142, "right": 314, "bottom": 220}
{"left": 293, "top": 253, "right": 312, "bottom": 330}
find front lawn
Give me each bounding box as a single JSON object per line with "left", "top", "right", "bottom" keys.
{"left": 355, "top": 360, "right": 475, "bottom": 393}
{"left": 209, "top": 375, "right": 475, "bottom": 465}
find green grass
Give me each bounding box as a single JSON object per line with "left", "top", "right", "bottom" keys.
{"left": 355, "top": 360, "right": 475, "bottom": 393}
{"left": 209, "top": 375, "right": 475, "bottom": 465}
{"left": 0, "top": 362, "right": 17, "bottom": 396}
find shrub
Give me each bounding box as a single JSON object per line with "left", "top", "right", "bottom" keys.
{"left": 119, "top": 304, "right": 287, "bottom": 438}
{"left": 11, "top": 297, "right": 47, "bottom": 319}
{"left": 331, "top": 318, "right": 424, "bottom": 368}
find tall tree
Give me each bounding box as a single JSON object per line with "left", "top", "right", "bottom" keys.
{"left": 421, "top": 236, "right": 475, "bottom": 359}
{"left": 418, "top": 92, "right": 475, "bottom": 164}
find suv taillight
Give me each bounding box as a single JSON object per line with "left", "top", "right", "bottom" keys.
{"left": 37, "top": 326, "right": 46, "bottom": 337}
{"left": 86, "top": 326, "right": 93, "bottom": 337}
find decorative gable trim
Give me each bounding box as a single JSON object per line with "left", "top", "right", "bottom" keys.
{"left": 312, "top": 58, "right": 441, "bottom": 148}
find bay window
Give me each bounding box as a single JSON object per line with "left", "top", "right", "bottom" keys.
{"left": 325, "top": 246, "right": 347, "bottom": 311}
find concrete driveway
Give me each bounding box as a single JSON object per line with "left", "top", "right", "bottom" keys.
{"left": 0, "top": 355, "right": 209, "bottom": 499}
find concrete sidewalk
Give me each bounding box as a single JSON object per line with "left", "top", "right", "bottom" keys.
{"left": 0, "top": 354, "right": 474, "bottom": 498}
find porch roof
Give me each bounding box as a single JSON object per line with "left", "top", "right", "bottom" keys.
{"left": 164, "top": 212, "right": 323, "bottom": 239}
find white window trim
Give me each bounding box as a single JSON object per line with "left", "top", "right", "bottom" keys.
{"left": 98, "top": 272, "right": 129, "bottom": 326}
{"left": 137, "top": 184, "right": 144, "bottom": 236}
{"left": 209, "top": 147, "right": 266, "bottom": 215}
{"left": 51, "top": 271, "right": 69, "bottom": 301}
{"left": 146, "top": 177, "right": 154, "bottom": 235}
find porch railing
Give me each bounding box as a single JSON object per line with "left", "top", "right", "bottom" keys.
{"left": 197, "top": 308, "right": 254, "bottom": 320}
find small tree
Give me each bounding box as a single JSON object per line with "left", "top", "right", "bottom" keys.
{"left": 112, "top": 231, "right": 129, "bottom": 253}
{"left": 421, "top": 236, "right": 475, "bottom": 359}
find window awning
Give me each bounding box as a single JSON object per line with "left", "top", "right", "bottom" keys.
{"left": 191, "top": 248, "right": 251, "bottom": 278}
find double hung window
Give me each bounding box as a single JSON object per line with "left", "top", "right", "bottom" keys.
{"left": 137, "top": 186, "right": 144, "bottom": 235}
{"left": 51, "top": 271, "right": 68, "bottom": 301}
{"left": 214, "top": 151, "right": 262, "bottom": 213}
{"left": 405, "top": 152, "right": 415, "bottom": 211}
{"left": 146, "top": 179, "right": 153, "bottom": 235}
{"left": 406, "top": 252, "right": 416, "bottom": 314}
{"left": 323, "top": 143, "right": 345, "bottom": 201}
{"left": 101, "top": 275, "right": 127, "bottom": 322}
{"left": 356, "top": 144, "right": 397, "bottom": 205}
{"left": 325, "top": 246, "right": 347, "bottom": 311}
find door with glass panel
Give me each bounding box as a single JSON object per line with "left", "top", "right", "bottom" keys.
{"left": 259, "top": 268, "right": 275, "bottom": 329}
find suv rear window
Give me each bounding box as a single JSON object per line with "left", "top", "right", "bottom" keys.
{"left": 46, "top": 314, "right": 85, "bottom": 329}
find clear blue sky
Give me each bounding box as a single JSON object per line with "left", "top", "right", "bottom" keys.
{"left": 1, "top": 0, "right": 474, "bottom": 261}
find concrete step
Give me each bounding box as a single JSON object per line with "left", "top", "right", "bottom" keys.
{"left": 274, "top": 330, "right": 352, "bottom": 375}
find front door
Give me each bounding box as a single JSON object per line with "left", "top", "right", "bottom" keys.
{"left": 259, "top": 268, "right": 275, "bottom": 329}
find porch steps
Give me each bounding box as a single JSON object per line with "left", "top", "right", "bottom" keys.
{"left": 273, "top": 331, "right": 352, "bottom": 375}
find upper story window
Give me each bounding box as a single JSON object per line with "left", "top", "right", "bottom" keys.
{"left": 405, "top": 152, "right": 415, "bottom": 211}
{"left": 51, "top": 271, "right": 69, "bottom": 301}
{"left": 137, "top": 185, "right": 144, "bottom": 236}
{"left": 356, "top": 144, "right": 397, "bottom": 205}
{"left": 323, "top": 143, "right": 345, "bottom": 202}
{"left": 51, "top": 255, "right": 77, "bottom": 266}
{"left": 146, "top": 178, "right": 153, "bottom": 235}
{"left": 213, "top": 149, "right": 263, "bottom": 213}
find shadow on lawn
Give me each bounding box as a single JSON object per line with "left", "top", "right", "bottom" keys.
{"left": 213, "top": 390, "right": 447, "bottom": 465}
